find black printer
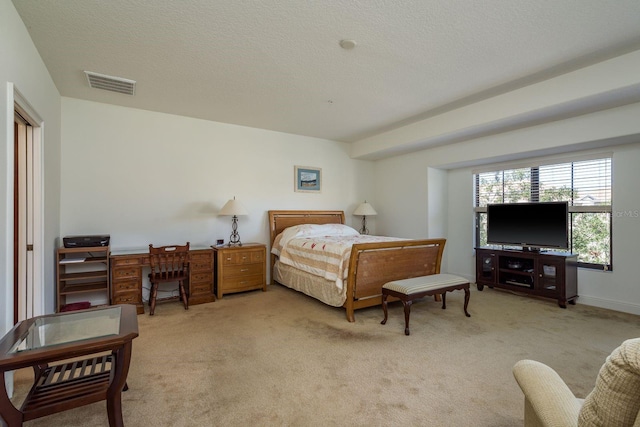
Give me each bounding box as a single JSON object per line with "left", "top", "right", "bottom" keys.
{"left": 63, "top": 235, "right": 110, "bottom": 248}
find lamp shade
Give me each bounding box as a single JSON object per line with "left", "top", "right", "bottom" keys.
{"left": 353, "top": 201, "right": 377, "bottom": 216}
{"left": 218, "top": 198, "right": 248, "bottom": 216}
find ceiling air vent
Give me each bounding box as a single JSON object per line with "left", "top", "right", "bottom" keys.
{"left": 84, "top": 71, "right": 136, "bottom": 95}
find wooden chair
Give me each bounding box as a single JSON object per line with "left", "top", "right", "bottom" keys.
{"left": 148, "top": 242, "right": 190, "bottom": 315}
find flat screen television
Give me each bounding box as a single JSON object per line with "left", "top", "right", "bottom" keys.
{"left": 486, "top": 202, "right": 569, "bottom": 250}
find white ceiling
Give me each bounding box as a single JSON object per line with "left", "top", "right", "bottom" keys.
{"left": 12, "top": 0, "right": 640, "bottom": 143}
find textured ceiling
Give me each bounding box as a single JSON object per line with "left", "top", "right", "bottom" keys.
{"left": 12, "top": 0, "right": 640, "bottom": 143}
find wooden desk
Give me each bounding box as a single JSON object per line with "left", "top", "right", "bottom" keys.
{"left": 110, "top": 246, "right": 215, "bottom": 314}
{"left": 0, "top": 305, "right": 138, "bottom": 427}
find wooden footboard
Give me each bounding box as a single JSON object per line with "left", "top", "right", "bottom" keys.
{"left": 267, "top": 210, "right": 446, "bottom": 323}
{"left": 343, "top": 239, "right": 446, "bottom": 322}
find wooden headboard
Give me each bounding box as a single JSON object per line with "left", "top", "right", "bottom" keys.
{"left": 268, "top": 210, "right": 345, "bottom": 246}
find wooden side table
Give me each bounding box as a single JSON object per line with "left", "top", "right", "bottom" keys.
{"left": 0, "top": 305, "right": 138, "bottom": 427}
{"left": 213, "top": 243, "right": 267, "bottom": 299}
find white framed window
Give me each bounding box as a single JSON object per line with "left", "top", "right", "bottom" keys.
{"left": 474, "top": 155, "right": 612, "bottom": 270}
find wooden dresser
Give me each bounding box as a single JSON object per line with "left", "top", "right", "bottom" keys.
{"left": 213, "top": 243, "right": 267, "bottom": 299}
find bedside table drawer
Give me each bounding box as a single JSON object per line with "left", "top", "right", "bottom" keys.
{"left": 223, "top": 263, "right": 263, "bottom": 278}
{"left": 223, "top": 274, "right": 264, "bottom": 290}
{"left": 249, "top": 251, "right": 264, "bottom": 263}
{"left": 221, "top": 251, "right": 262, "bottom": 265}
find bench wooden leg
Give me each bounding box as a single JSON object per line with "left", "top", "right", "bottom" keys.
{"left": 402, "top": 300, "right": 412, "bottom": 336}
{"left": 380, "top": 294, "right": 389, "bottom": 325}
{"left": 463, "top": 287, "right": 471, "bottom": 317}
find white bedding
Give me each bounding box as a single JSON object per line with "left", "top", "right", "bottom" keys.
{"left": 274, "top": 260, "right": 345, "bottom": 307}
{"left": 272, "top": 224, "right": 404, "bottom": 292}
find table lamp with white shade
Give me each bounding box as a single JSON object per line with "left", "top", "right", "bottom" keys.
{"left": 218, "top": 197, "right": 248, "bottom": 246}
{"left": 353, "top": 201, "right": 377, "bottom": 235}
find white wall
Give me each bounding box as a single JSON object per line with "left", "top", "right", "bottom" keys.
{"left": 61, "top": 98, "right": 375, "bottom": 289}
{"left": 0, "top": 0, "right": 62, "bottom": 322}
{"left": 374, "top": 103, "right": 640, "bottom": 315}
{"left": 1, "top": 0, "right": 62, "bottom": 398}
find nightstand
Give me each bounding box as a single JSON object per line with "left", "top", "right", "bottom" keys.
{"left": 213, "top": 243, "right": 267, "bottom": 299}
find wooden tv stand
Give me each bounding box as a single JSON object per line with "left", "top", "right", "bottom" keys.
{"left": 475, "top": 247, "right": 578, "bottom": 308}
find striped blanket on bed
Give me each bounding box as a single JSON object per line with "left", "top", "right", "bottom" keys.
{"left": 277, "top": 234, "right": 402, "bottom": 290}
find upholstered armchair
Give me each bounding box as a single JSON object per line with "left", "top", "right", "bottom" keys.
{"left": 513, "top": 337, "right": 640, "bottom": 427}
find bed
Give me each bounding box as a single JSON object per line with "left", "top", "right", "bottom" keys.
{"left": 268, "top": 210, "right": 446, "bottom": 322}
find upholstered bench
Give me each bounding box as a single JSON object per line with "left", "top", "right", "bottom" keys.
{"left": 381, "top": 274, "right": 471, "bottom": 335}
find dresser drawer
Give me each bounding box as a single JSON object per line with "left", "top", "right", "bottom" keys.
{"left": 191, "top": 272, "right": 213, "bottom": 284}
{"left": 221, "top": 250, "right": 262, "bottom": 265}
{"left": 250, "top": 250, "right": 264, "bottom": 263}
{"left": 111, "top": 257, "right": 143, "bottom": 267}
{"left": 223, "top": 274, "right": 264, "bottom": 289}
{"left": 112, "top": 266, "right": 140, "bottom": 280}
{"left": 191, "top": 260, "right": 212, "bottom": 272}
{"left": 112, "top": 292, "right": 141, "bottom": 305}
{"left": 191, "top": 251, "right": 212, "bottom": 262}
{"left": 190, "top": 282, "right": 212, "bottom": 295}
{"left": 112, "top": 279, "right": 139, "bottom": 294}
{"left": 223, "top": 263, "right": 263, "bottom": 278}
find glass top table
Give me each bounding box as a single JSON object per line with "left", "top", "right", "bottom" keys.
{"left": 10, "top": 306, "right": 121, "bottom": 353}
{"left": 0, "top": 305, "right": 138, "bottom": 427}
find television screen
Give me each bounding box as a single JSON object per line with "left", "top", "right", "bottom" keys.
{"left": 486, "top": 202, "right": 569, "bottom": 250}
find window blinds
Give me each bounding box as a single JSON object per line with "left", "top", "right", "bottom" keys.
{"left": 475, "top": 157, "right": 611, "bottom": 208}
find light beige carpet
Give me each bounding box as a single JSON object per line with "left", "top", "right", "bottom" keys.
{"left": 10, "top": 284, "right": 640, "bottom": 426}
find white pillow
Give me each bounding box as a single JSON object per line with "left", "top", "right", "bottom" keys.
{"left": 272, "top": 223, "right": 359, "bottom": 256}
{"left": 287, "top": 223, "right": 358, "bottom": 239}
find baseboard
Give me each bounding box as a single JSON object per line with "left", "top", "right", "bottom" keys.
{"left": 577, "top": 295, "right": 640, "bottom": 316}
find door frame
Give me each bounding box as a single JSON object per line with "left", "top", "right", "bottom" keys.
{"left": 13, "top": 86, "right": 44, "bottom": 320}
{"left": 4, "top": 84, "right": 45, "bottom": 398}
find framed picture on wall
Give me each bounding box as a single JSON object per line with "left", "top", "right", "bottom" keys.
{"left": 294, "top": 166, "right": 322, "bottom": 193}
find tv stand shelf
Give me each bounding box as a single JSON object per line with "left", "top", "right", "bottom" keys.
{"left": 475, "top": 247, "right": 578, "bottom": 307}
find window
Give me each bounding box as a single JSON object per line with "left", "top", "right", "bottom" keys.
{"left": 474, "top": 156, "right": 612, "bottom": 270}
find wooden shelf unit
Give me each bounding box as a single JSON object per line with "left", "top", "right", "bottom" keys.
{"left": 56, "top": 246, "right": 110, "bottom": 312}
{"left": 475, "top": 247, "right": 578, "bottom": 308}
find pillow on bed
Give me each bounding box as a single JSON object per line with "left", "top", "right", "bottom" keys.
{"left": 272, "top": 224, "right": 359, "bottom": 256}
